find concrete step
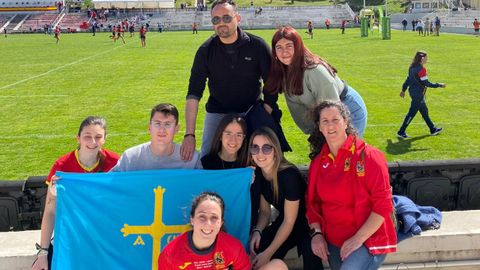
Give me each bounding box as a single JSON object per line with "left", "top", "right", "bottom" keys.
{"left": 1, "top": 211, "right": 479, "bottom": 269}
{"left": 284, "top": 210, "right": 480, "bottom": 269}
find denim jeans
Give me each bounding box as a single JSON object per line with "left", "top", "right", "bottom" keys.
{"left": 327, "top": 243, "right": 386, "bottom": 270}
{"left": 200, "top": 112, "right": 227, "bottom": 157}
{"left": 342, "top": 86, "right": 368, "bottom": 138}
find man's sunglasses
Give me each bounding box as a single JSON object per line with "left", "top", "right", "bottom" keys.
{"left": 250, "top": 144, "right": 274, "bottom": 155}
{"left": 211, "top": 15, "right": 234, "bottom": 25}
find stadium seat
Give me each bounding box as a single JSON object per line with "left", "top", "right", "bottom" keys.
{"left": 457, "top": 175, "right": 480, "bottom": 210}
{"left": 0, "top": 196, "right": 20, "bottom": 231}
{"left": 406, "top": 176, "right": 456, "bottom": 211}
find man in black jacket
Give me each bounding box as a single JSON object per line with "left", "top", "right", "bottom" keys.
{"left": 181, "top": 0, "right": 279, "bottom": 159}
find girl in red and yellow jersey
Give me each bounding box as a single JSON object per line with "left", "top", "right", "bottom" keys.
{"left": 32, "top": 116, "right": 119, "bottom": 270}
{"left": 158, "top": 192, "right": 251, "bottom": 270}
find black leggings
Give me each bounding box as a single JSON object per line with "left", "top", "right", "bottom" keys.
{"left": 255, "top": 222, "right": 324, "bottom": 270}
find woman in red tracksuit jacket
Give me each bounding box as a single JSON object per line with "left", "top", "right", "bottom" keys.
{"left": 306, "top": 100, "right": 397, "bottom": 270}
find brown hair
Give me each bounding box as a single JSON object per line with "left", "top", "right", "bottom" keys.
{"left": 150, "top": 103, "right": 179, "bottom": 124}
{"left": 308, "top": 100, "right": 357, "bottom": 160}
{"left": 78, "top": 116, "right": 107, "bottom": 136}
{"left": 190, "top": 191, "right": 226, "bottom": 231}
{"left": 410, "top": 51, "right": 427, "bottom": 69}
{"left": 207, "top": 114, "right": 248, "bottom": 166}
{"left": 264, "top": 26, "right": 337, "bottom": 96}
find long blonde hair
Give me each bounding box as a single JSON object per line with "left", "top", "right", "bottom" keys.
{"left": 248, "top": 127, "right": 293, "bottom": 203}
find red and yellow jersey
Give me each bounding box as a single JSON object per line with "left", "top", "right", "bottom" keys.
{"left": 158, "top": 231, "right": 251, "bottom": 270}
{"left": 46, "top": 149, "right": 119, "bottom": 184}
{"left": 306, "top": 135, "right": 397, "bottom": 255}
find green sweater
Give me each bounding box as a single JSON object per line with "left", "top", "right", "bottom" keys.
{"left": 284, "top": 64, "right": 344, "bottom": 134}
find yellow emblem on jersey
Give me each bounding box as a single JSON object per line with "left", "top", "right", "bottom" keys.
{"left": 356, "top": 161, "right": 365, "bottom": 177}
{"left": 178, "top": 262, "right": 192, "bottom": 269}
{"left": 214, "top": 252, "right": 225, "bottom": 269}
{"left": 344, "top": 158, "right": 351, "bottom": 172}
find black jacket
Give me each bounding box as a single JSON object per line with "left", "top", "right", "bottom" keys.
{"left": 187, "top": 28, "right": 278, "bottom": 114}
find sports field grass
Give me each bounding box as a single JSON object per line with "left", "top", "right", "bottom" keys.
{"left": 0, "top": 28, "right": 479, "bottom": 180}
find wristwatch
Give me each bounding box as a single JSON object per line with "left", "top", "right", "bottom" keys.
{"left": 309, "top": 227, "right": 323, "bottom": 239}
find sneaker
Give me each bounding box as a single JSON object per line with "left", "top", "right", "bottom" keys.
{"left": 431, "top": 127, "right": 443, "bottom": 136}
{"left": 397, "top": 132, "right": 410, "bottom": 139}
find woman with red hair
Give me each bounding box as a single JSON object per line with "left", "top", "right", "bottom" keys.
{"left": 265, "top": 26, "right": 368, "bottom": 138}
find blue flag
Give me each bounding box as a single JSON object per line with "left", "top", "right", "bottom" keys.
{"left": 53, "top": 168, "right": 253, "bottom": 270}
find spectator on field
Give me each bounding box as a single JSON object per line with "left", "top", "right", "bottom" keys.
{"left": 434, "top": 16, "right": 441, "bottom": 36}
{"left": 325, "top": 19, "right": 331, "bottom": 30}
{"left": 32, "top": 116, "right": 119, "bottom": 270}
{"left": 341, "top": 20, "right": 347, "bottom": 34}
{"left": 181, "top": 0, "right": 283, "bottom": 160}
{"left": 397, "top": 51, "right": 446, "bottom": 139}
{"left": 192, "top": 22, "right": 198, "bottom": 34}
{"left": 248, "top": 127, "right": 323, "bottom": 270}
{"left": 424, "top": 18, "right": 430, "bottom": 36}
{"left": 401, "top": 18, "right": 408, "bottom": 31}
{"left": 306, "top": 20, "right": 313, "bottom": 39}
{"left": 265, "top": 26, "right": 368, "bottom": 138}
{"left": 411, "top": 19, "right": 416, "bottom": 31}
{"left": 91, "top": 20, "right": 97, "bottom": 36}
{"left": 306, "top": 100, "right": 397, "bottom": 270}
{"left": 111, "top": 103, "right": 202, "bottom": 172}
{"left": 416, "top": 19, "right": 424, "bottom": 36}
{"left": 140, "top": 25, "right": 147, "bottom": 47}
{"left": 473, "top": 18, "right": 480, "bottom": 36}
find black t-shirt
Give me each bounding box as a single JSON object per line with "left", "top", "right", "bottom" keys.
{"left": 201, "top": 152, "right": 257, "bottom": 228}
{"left": 200, "top": 153, "right": 243, "bottom": 170}
{"left": 254, "top": 166, "right": 307, "bottom": 229}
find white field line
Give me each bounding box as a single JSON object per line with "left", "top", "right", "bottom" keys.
{"left": 0, "top": 32, "right": 164, "bottom": 92}
{"left": 0, "top": 42, "right": 126, "bottom": 91}
{"left": 0, "top": 95, "right": 69, "bottom": 98}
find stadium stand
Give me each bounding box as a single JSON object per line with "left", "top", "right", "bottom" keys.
{"left": 440, "top": 9, "right": 480, "bottom": 27}
{"left": 391, "top": 9, "right": 480, "bottom": 34}
{"left": 0, "top": 5, "right": 356, "bottom": 33}
{"left": 58, "top": 13, "right": 88, "bottom": 31}
{"left": 0, "top": 14, "right": 12, "bottom": 32}
{"left": 5, "top": 14, "right": 28, "bottom": 31}
{"left": 19, "top": 13, "right": 57, "bottom": 32}
{"left": 137, "top": 5, "right": 354, "bottom": 31}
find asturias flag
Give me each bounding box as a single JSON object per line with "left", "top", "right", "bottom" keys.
{"left": 53, "top": 168, "right": 253, "bottom": 270}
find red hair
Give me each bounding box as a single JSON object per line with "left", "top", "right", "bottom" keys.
{"left": 264, "top": 26, "right": 337, "bottom": 96}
